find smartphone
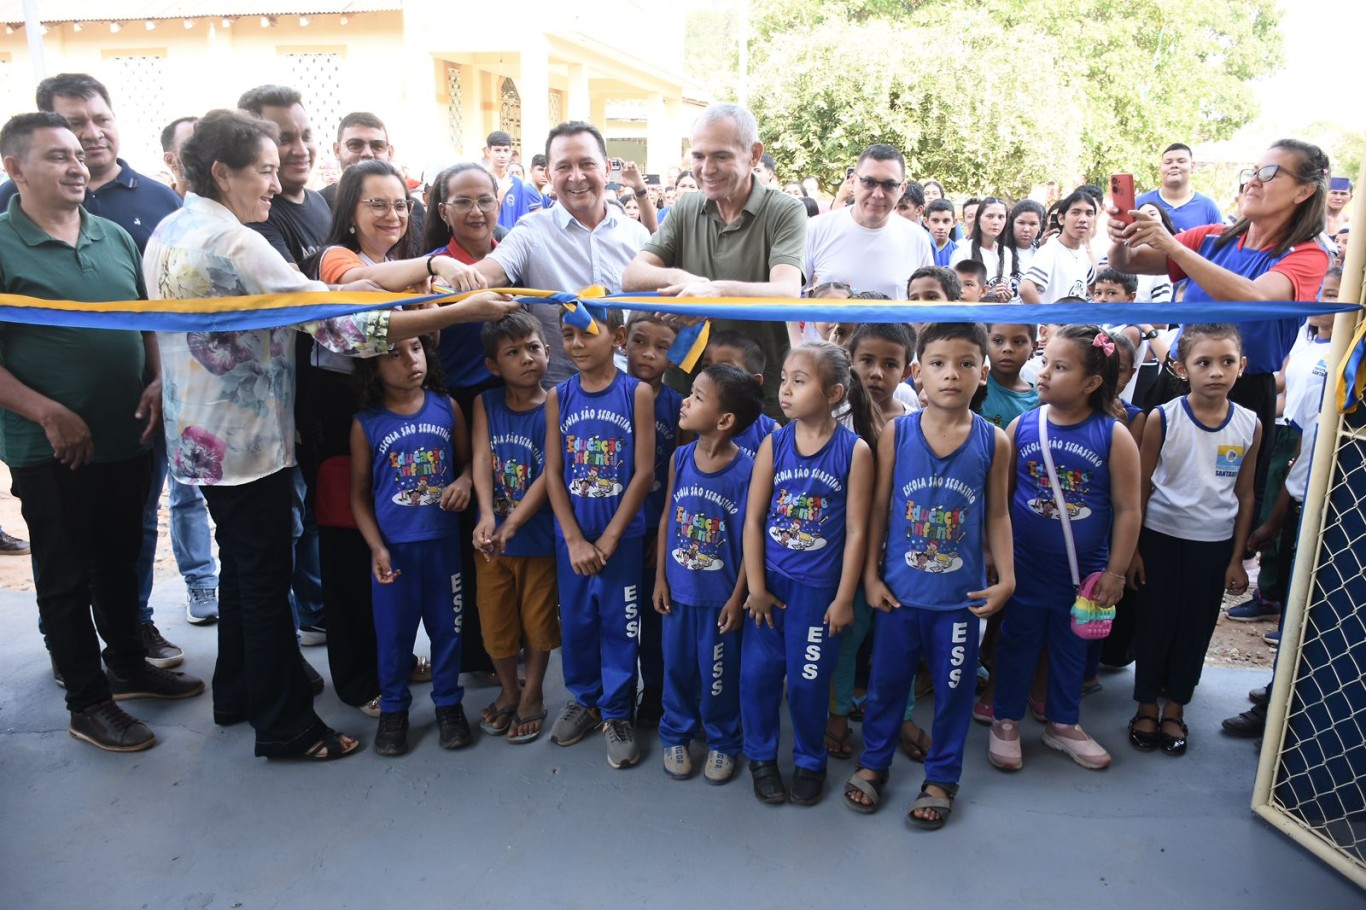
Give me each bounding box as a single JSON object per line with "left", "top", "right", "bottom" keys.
{"left": 846, "top": 166, "right": 855, "bottom": 180}
{"left": 610, "top": 158, "right": 623, "bottom": 174}
{"left": 1110, "top": 173, "right": 1136, "bottom": 225}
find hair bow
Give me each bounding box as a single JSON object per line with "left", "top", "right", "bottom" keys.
{"left": 1093, "top": 332, "right": 1115, "bottom": 356}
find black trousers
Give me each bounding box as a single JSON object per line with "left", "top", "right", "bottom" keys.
{"left": 201, "top": 469, "right": 325, "bottom": 756}
{"left": 12, "top": 453, "right": 152, "bottom": 712}
{"left": 318, "top": 526, "right": 380, "bottom": 706}
{"left": 1132, "top": 528, "right": 1234, "bottom": 705}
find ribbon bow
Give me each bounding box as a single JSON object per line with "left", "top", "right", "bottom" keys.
{"left": 1093, "top": 332, "right": 1115, "bottom": 356}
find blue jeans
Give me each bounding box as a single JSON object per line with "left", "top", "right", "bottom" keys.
{"left": 288, "top": 466, "right": 325, "bottom": 630}
{"left": 137, "top": 436, "right": 219, "bottom": 621}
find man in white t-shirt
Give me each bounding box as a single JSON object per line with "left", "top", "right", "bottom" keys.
{"left": 804, "top": 143, "right": 932, "bottom": 299}
{"left": 1020, "top": 190, "right": 1097, "bottom": 303}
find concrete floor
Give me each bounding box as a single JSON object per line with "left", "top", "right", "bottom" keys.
{"left": 1, "top": 585, "right": 1360, "bottom": 910}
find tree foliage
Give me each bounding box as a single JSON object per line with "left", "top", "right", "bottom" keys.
{"left": 743, "top": 0, "right": 1284, "bottom": 194}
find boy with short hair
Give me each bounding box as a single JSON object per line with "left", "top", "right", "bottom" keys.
{"left": 925, "top": 199, "right": 958, "bottom": 267}
{"left": 951, "top": 260, "right": 987, "bottom": 303}
{"left": 907, "top": 266, "right": 962, "bottom": 302}
{"left": 625, "top": 312, "right": 682, "bottom": 728}
{"left": 653, "top": 364, "right": 764, "bottom": 784}
{"left": 471, "top": 311, "right": 560, "bottom": 744}
{"left": 980, "top": 324, "right": 1040, "bottom": 428}
{"left": 485, "top": 129, "right": 542, "bottom": 231}
{"left": 1092, "top": 267, "right": 1138, "bottom": 304}
{"left": 844, "top": 322, "right": 1015, "bottom": 830}
{"left": 701, "top": 331, "right": 777, "bottom": 460}
{"left": 545, "top": 304, "right": 656, "bottom": 768}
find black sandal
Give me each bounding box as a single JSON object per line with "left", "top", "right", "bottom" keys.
{"left": 270, "top": 727, "right": 362, "bottom": 762}
{"left": 749, "top": 760, "right": 787, "bottom": 805}
{"left": 1128, "top": 711, "right": 1160, "bottom": 751}
{"left": 789, "top": 767, "right": 827, "bottom": 807}
{"left": 842, "top": 768, "right": 888, "bottom": 815}
{"left": 1159, "top": 716, "right": 1188, "bottom": 756}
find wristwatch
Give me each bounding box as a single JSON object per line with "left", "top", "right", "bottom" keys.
{"left": 1140, "top": 329, "right": 1159, "bottom": 340}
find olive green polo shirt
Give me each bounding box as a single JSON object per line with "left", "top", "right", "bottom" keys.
{"left": 0, "top": 197, "right": 150, "bottom": 467}
{"left": 644, "top": 179, "right": 807, "bottom": 418}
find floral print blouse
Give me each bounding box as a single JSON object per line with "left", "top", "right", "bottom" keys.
{"left": 144, "top": 194, "right": 391, "bottom": 486}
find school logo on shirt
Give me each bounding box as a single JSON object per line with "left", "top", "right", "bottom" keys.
{"left": 671, "top": 506, "right": 727, "bottom": 571}
{"left": 1024, "top": 460, "right": 1093, "bottom": 520}
{"left": 493, "top": 454, "right": 529, "bottom": 516}
{"left": 388, "top": 446, "right": 448, "bottom": 506}
{"left": 1215, "top": 445, "right": 1245, "bottom": 479}
{"left": 767, "top": 488, "right": 828, "bottom": 552}
{"left": 902, "top": 500, "right": 966, "bottom": 574}
{"left": 565, "top": 433, "right": 625, "bottom": 498}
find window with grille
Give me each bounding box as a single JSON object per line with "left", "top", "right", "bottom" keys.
{"left": 105, "top": 54, "right": 167, "bottom": 176}
{"left": 284, "top": 52, "right": 344, "bottom": 158}
{"left": 446, "top": 66, "right": 463, "bottom": 156}
{"left": 499, "top": 77, "right": 522, "bottom": 156}
{"left": 548, "top": 90, "right": 563, "bottom": 128}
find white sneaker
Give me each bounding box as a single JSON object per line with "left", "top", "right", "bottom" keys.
{"left": 1042, "top": 722, "right": 1112, "bottom": 769}
{"left": 662, "top": 744, "right": 693, "bottom": 779}
{"left": 703, "top": 749, "right": 736, "bottom": 785}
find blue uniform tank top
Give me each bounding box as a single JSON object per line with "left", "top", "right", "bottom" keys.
{"left": 645, "top": 384, "right": 682, "bottom": 531}
{"left": 664, "top": 443, "right": 753, "bottom": 608}
{"left": 734, "top": 413, "right": 777, "bottom": 461}
{"left": 555, "top": 370, "right": 645, "bottom": 540}
{"left": 884, "top": 412, "right": 995, "bottom": 610}
{"left": 481, "top": 387, "right": 553, "bottom": 557}
{"left": 1011, "top": 407, "right": 1115, "bottom": 599}
{"left": 763, "top": 422, "right": 858, "bottom": 586}
{"left": 357, "top": 391, "right": 461, "bottom": 544}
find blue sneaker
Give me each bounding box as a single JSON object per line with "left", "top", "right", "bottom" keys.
{"left": 1263, "top": 629, "right": 1280, "bottom": 648}
{"left": 1227, "top": 590, "right": 1280, "bottom": 622}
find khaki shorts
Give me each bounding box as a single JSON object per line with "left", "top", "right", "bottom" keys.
{"left": 474, "top": 553, "right": 560, "bottom": 659}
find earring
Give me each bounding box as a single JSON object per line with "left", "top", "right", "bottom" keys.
{"left": 349, "top": 226, "right": 355, "bottom": 234}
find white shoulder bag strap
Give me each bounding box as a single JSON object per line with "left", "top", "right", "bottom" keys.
{"left": 1037, "top": 406, "right": 1081, "bottom": 591}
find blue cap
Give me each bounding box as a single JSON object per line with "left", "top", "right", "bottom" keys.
{"left": 1330, "top": 177, "right": 1353, "bottom": 191}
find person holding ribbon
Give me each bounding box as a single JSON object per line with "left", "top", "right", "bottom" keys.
{"left": 143, "top": 109, "right": 515, "bottom": 760}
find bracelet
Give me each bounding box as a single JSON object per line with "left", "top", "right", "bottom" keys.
{"left": 1104, "top": 570, "right": 1126, "bottom": 582}
{"left": 1141, "top": 329, "right": 1159, "bottom": 340}
{"left": 426, "top": 253, "right": 438, "bottom": 276}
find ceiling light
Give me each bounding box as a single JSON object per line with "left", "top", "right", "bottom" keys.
{"left": 340, "top": 16, "right": 349, "bottom": 25}
{"left": 109, "top": 21, "right": 121, "bottom": 33}
{"left": 144, "top": 19, "right": 156, "bottom": 30}
{"left": 73, "top": 22, "right": 83, "bottom": 32}
{"left": 299, "top": 16, "right": 309, "bottom": 27}
{"left": 183, "top": 18, "right": 194, "bottom": 29}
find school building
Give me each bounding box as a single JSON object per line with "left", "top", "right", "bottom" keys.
{"left": 0, "top": 1, "right": 706, "bottom": 184}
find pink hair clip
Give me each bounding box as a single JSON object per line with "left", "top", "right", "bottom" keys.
{"left": 1093, "top": 332, "right": 1115, "bottom": 356}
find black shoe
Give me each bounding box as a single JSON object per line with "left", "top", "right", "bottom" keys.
{"left": 789, "top": 767, "right": 827, "bottom": 807}
{"left": 749, "top": 759, "right": 787, "bottom": 805}
{"left": 1249, "top": 685, "right": 1269, "bottom": 707}
{"left": 1128, "top": 712, "right": 1160, "bottom": 751}
{"left": 375, "top": 711, "right": 410, "bottom": 756}
{"left": 50, "top": 654, "right": 65, "bottom": 689}
{"left": 1221, "top": 704, "right": 1266, "bottom": 738}
{"left": 139, "top": 621, "right": 185, "bottom": 669}
{"left": 635, "top": 687, "right": 663, "bottom": 729}
{"left": 0, "top": 529, "right": 30, "bottom": 555}
{"left": 1159, "top": 717, "right": 1189, "bottom": 756}
{"left": 69, "top": 700, "right": 156, "bottom": 752}
{"left": 436, "top": 704, "right": 473, "bottom": 750}
{"left": 107, "top": 665, "right": 205, "bottom": 700}
{"left": 302, "top": 655, "right": 325, "bottom": 696}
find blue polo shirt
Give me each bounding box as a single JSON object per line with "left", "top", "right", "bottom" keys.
{"left": 1134, "top": 189, "right": 1222, "bottom": 233}
{"left": 0, "top": 159, "right": 180, "bottom": 253}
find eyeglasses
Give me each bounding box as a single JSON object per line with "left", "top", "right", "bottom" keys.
{"left": 360, "top": 198, "right": 410, "bottom": 214}
{"left": 858, "top": 176, "right": 902, "bottom": 194}
{"left": 442, "top": 196, "right": 499, "bottom": 213}
{"left": 344, "top": 139, "right": 390, "bottom": 155}
{"left": 1238, "top": 164, "right": 1291, "bottom": 186}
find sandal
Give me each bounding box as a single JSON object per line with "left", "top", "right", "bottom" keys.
{"left": 271, "top": 727, "right": 362, "bottom": 762}
{"left": 842, "top": 768, "right": 888, "bottom": 815}
{"left": 749, "top": 760, "right": 787, "bottom": 805}
{"left": 1128, "top": 710, "right": 1160, "bottom": 751}
{"left": 906, "top": 782, "right": 957, "bottom": 831}
{"left": 479, "top": 701, "right": 516, "bottom": 736}
{"left": 507, "top": 710, "right": 547, "bottom": 745}
{"left": 899, "top": 723, "right": 931, "bottom": 763}
{"left": 789, "top": 766, "right": 827, "bottom": 807}
{"left": 410, "top": 655, "right": 432, "bottom": 683}
{"left": 1159, "top": 716, "right": 1189, "bottom": 756}
{"left": 824, "top": 719, "right": 854, "bottom": 760}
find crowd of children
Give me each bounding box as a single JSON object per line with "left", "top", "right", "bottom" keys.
{"left": 340, "top": 258, "right": 1335, "bottom": 829}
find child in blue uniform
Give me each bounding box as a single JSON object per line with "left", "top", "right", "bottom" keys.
{"left": 654, "top": 364, "right": 764, "bottom": 784}
{"left": 350, "top": 336, "right": 473, "bottom": 756}
{"left": 1129, "top": 325, "right": 1259, "bottom": 755}
{"left": 989, "top": 325, "right": 1141, "bottom": 772}
{"left": 702, "top": 331, "right": 777, "bottom": 460}
{"left": 845, "top": 323, "right": 1015, "bottom": 828}
{"left": 625, "top": 312, "right": 681, "bottom": 729}
{"left": 471, "top": 311, "right": 560, "bottom": 744}
{"left": 742, "top": 341, "right": 874, "bottom": 806}
{"left": 545, "top": 304, "right": 655, "bottom": 769}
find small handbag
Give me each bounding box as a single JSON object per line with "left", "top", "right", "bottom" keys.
{"left": 1037, "top": 407, "right": 1114, "bottom": 640}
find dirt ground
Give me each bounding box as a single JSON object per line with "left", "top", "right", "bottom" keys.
{"left": 0, "top": 463, "right": 1277, "bottom": 669}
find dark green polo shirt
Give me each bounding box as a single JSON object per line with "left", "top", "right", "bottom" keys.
{"left": 644, "top": 179, "right": 806, "bottom": 418}
{"left": 0, "top": 197, "right": 149, "bottom": 467}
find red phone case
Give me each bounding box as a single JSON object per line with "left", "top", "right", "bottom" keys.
{"left": 1111, "top": 174, "right": 1135, "bottom": 225}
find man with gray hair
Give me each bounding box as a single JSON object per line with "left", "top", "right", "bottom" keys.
{"left": 622, "top": 103, "right": 805, "bottom": 419}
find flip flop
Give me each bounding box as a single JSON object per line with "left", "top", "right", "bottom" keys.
{"left": 479, "top": 702, "right": 516, "bottom": 736}
{"left": 507, "top": 710, "right": 547, "bottom": 744}
{"left": 824, "top": 723, "right": 854, "bottom": 760}
{"left": 899, "top": 724, "right": 931, "bottom": 763}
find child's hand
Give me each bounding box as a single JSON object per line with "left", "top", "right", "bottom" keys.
{"left": 593, "top": 533, "right": 619, "bottom": 564}
{"left": 968, "top": 578, "right": 1014, "bottom": 618}
{"left": 719, "top": 598, "right": 743, "bottom": 634}
{"left": 745, "top": 588, "right": 785, "bottom": 629}
{"left": 1225, "top": 561, "right": 1250, "bottom": 596}
{"left": 473, "top": 517, "right": 497, "bottom": 561}
{"left": 1126, "top": 553, "right": 1146, "bottom": 590}
{"left": 1246, "top": 521, "right": 1276, "bottom": 554}
{"left": 489, "top": 522, "right": 516, "bottom": 554}
{"left": 825, "top": 598, "right": 854, "bottom": 636}
{"left": 567, "top": 538, "right": 603, "bottom": 576}
{"left": 653, "top": 577, "right": 672, "bottom": 616}
{"left": 1094, "top": 571, "right": 1125, "bottom": 607}
{"left": 372, "top": 547, "right": 400, "bottom": 584}
{"left": 864, "top": 578, "right": 900, "bottom": 613}
{"left": 441, "top": 477, "right": 472, "bottom": 512}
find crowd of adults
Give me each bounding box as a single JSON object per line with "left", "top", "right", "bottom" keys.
{"left": 0, "top": 69, "right": 1349, "bottom": 758}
